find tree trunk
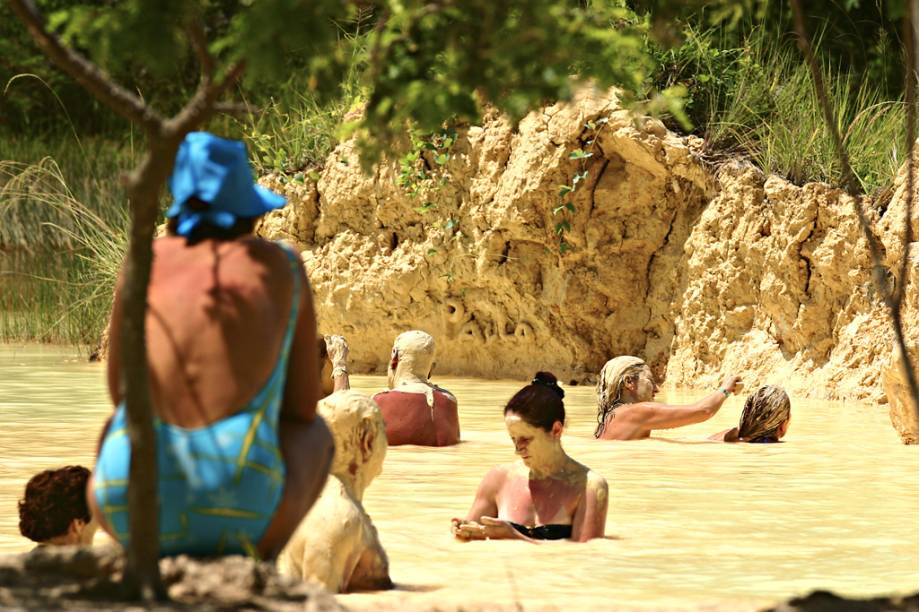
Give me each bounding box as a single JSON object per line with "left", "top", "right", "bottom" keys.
{"left": 118, "top": 140, "right": 179, "bottom": 600}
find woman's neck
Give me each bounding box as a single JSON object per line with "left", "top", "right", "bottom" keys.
{"left": 526, "top": 445, "right": 570, "bottom": 479}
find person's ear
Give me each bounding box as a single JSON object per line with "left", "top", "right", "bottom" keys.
{"left": 778, "top": 418, "right": 790, "bottom": 439}
{"left": 68, "top": 518, "right": 85, "bottom": 539}
{"left": 623, "top": 374, "right": 637, "bottom": 392}
{"left": 360, "top": 422, "right": 375, "bottom": 462}
{"left": 390, "top": 351, "right": 399, "bottom": 371}
{"left": 551, "top": 421, "right": 563, "bottom": 439}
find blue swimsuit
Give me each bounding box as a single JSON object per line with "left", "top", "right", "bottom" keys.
{"left": 93, "top": 244, "right": 301, "bottom": 556}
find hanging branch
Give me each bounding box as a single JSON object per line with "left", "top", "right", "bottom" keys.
{"left": 789, "top": 0, "right": 919, "bottom": 426}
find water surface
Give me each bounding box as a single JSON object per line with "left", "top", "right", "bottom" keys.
{"left": 1, "top": 345, "right": 917, "bottom": 609}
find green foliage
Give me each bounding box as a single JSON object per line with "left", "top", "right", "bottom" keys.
{"left": 357, "top": 0, "right": 654, "bottom": 158}
{"left": 398, "top": 128, "right": 456, "bottom": 200}
{"left": 653, "top": 24, "right": 905, "bottom": 192}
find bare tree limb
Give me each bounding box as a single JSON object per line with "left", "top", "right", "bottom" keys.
{"left": 165, "top": 61, "right": 247, "bottom": 137}
{"left": 898, "top": 1, "right": 919, "bottom": 311}
{"left": 186, "top": 18, "right": 216, "bottom": 83}
{"left": 791, "top": 0, "right": 919, "bottom": 427}
{"left": 213, "top": 101, "right": 253, "bottom": 117}
{"left": 7, "top": 0, "right": 163, "bottom": 133}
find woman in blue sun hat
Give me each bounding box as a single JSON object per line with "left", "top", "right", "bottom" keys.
{"left": 90, "top": 132, "right": 334, "bottom": 559}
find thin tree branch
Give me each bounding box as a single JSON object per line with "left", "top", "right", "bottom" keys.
{"left": 165, "top": 60, "right": 246, "bottom": 137}
{"left": 898, "top": 0, "right": 919, "bottom": 310}
{"left": 186, "top": 18, "right": 215, "bottom": 82}
{"left": 213, "top": 101, "right": 252, "bottom": 117}
{"left": 7, "top": 0, "right": 162, "bottom": 132}
{"left": 791, "top": 0, "right": 919, "bottom": 428}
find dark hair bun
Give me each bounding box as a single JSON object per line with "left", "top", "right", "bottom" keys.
{"left": 505, "top": 371, "right": 566, "bottom": 431}
{"left": 532, "top": 371, "right": 564, "bottom": 399}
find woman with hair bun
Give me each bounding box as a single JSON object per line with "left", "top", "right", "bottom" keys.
{"left": 451, "top": 372, "right": 608, "bottom": 543}
{"left": 710, "top": 385, "right": 792, "bottom": 443}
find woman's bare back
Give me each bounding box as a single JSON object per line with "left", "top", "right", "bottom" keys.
{"left": 109, "top": 235, "right": 296, "bottom": 428}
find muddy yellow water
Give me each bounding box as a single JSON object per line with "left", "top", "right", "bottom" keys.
{"left": 2, "top": 345, "right": 918, "bottom": 609}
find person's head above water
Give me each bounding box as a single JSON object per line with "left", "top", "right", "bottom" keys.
{"left": 503, "top": 372, "right": 566, "bottom": 469}
{"left": 165, "top": 131, "right": 287, "bottom": 243}
{"left": 737, "top": 385, "right": 791, "bottom": 443}
{"left": 19, "top": 465, "right": 96, "bottom": 546}
{"left": 387, "top": 330, "right": 435, "bottom": 388}
{"left": 595, "top": 355, "right": 659, "bottom": 437}
{"left": 319, "top": 391, "right": 387, "bottom": 497}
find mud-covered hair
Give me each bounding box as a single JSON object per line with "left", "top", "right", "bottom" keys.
{"left": 18, "top": 466, "right": 91, "bottom": 543}
{"left": 738, "top": 386, "right": 791, "bottom": 443}
{"left": 595, "top": 356, "right": 647, "bottom": 438}
{"left": 504, "top": 371, "right": 566, "bottom": 432}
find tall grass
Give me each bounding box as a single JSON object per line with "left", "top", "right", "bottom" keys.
{"left": 0, "top": 154, "right": 129, "bottom": 348}
{"left": 654, "top": 25, "right": 905, "bottom": 194}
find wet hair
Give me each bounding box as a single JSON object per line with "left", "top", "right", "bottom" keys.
{"left": 738, "top": 386, "right": 791, "bottom": 443}
{"left": 595, "top": 357, "right": 647, "bottom": 438}
{"left": 18, "top": 466, "right": 91, "bottom": 543}
{"left": 504, "top": 371, "right": 566, "bottom": 432}
{"left": 166, "top": 198, "right": 256, "bottom": 244}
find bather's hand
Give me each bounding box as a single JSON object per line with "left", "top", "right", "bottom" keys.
{"left": 720, "top": 374, "right": 743, "bottom": 395}
{"left": 451, "top": 517, "right": 521, "bottom": 541}
{"left": 325, "top": 335, "right": 350, "bottom": 370}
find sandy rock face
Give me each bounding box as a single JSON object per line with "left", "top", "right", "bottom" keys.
{"left": 259, "top": 88, "right": 919, "bottom": 405}
{"left": 882, "top": 346, "right": 919, "bottom": 443}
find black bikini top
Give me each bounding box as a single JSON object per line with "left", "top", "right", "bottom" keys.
{"left": 509, "top": 521, "right": 572, "bottom": 540}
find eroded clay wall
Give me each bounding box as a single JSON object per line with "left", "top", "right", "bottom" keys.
{"left": 258, "top": 88, "right": 915, "bottom": 401}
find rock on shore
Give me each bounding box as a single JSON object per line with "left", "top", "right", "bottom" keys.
{"left": 0, "top": 545, "right": 342, "bottom": 610}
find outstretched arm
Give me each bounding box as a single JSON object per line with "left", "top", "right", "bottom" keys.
{"left": 621, "top": 375, "right": 742, "bottom": 431}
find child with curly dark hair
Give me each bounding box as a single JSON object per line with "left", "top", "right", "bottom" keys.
{"left": 18, "top": 465, "right": 97, "bottom": 547}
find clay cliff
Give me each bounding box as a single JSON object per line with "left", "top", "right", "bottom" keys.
{"left": 257, "top": 88, "right": 918, "bottom": 403}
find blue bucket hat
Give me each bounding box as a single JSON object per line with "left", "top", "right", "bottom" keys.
{"left": 166, "top": 132, "right": 287, "bottom": 237}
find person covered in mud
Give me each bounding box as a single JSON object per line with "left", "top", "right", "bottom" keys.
{"left": 373, "top": 330, "right": 460, "bottom": 446}
{"left": 279, "top": 390, "right": 393, "bottom": 592}
{"left": 709, "top": 385, "right": 791, "bottom": 443}
{"left": 319, "top": 334, "right": 351, "bottom": 397}
{"left": 594, "top": 355, "right": 742, "bottom": 441}
{"left": 19, "top": 466, "right": 98, "bottom": 548}
{"left": 90, "top": 132, "right": 333, "bottom": 558}
{"left": 452, "top": 372, "right": 608, "bottom": 543}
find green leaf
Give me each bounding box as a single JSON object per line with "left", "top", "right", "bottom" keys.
{"left": 415, "top": 202, "right": 437, "bottom": 214}
{"left": 569, "top": 149, "right": 593, "bottom": 160}
{"left": 558, "top": 184, "right": 574, "bottom": 196}
{"left": 434, "top": 153, "right": 449, "bottom": 165}
{"left": 559, "top": 241, "right": 573, "bottom": 254}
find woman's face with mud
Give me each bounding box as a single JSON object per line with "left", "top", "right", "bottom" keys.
{"left": 504, "top": 413, "right": 562, "bottom": 467}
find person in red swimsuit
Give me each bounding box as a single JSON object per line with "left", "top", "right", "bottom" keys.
{"left": 372, "top": 330, "right": 460, "bottom": 446}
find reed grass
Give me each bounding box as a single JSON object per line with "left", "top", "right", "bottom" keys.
{"left": 0, "top": 154, "right": 129, "bottom": 348}
{"left": 655, "top": 25, "right": 905, "bottom": 194}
